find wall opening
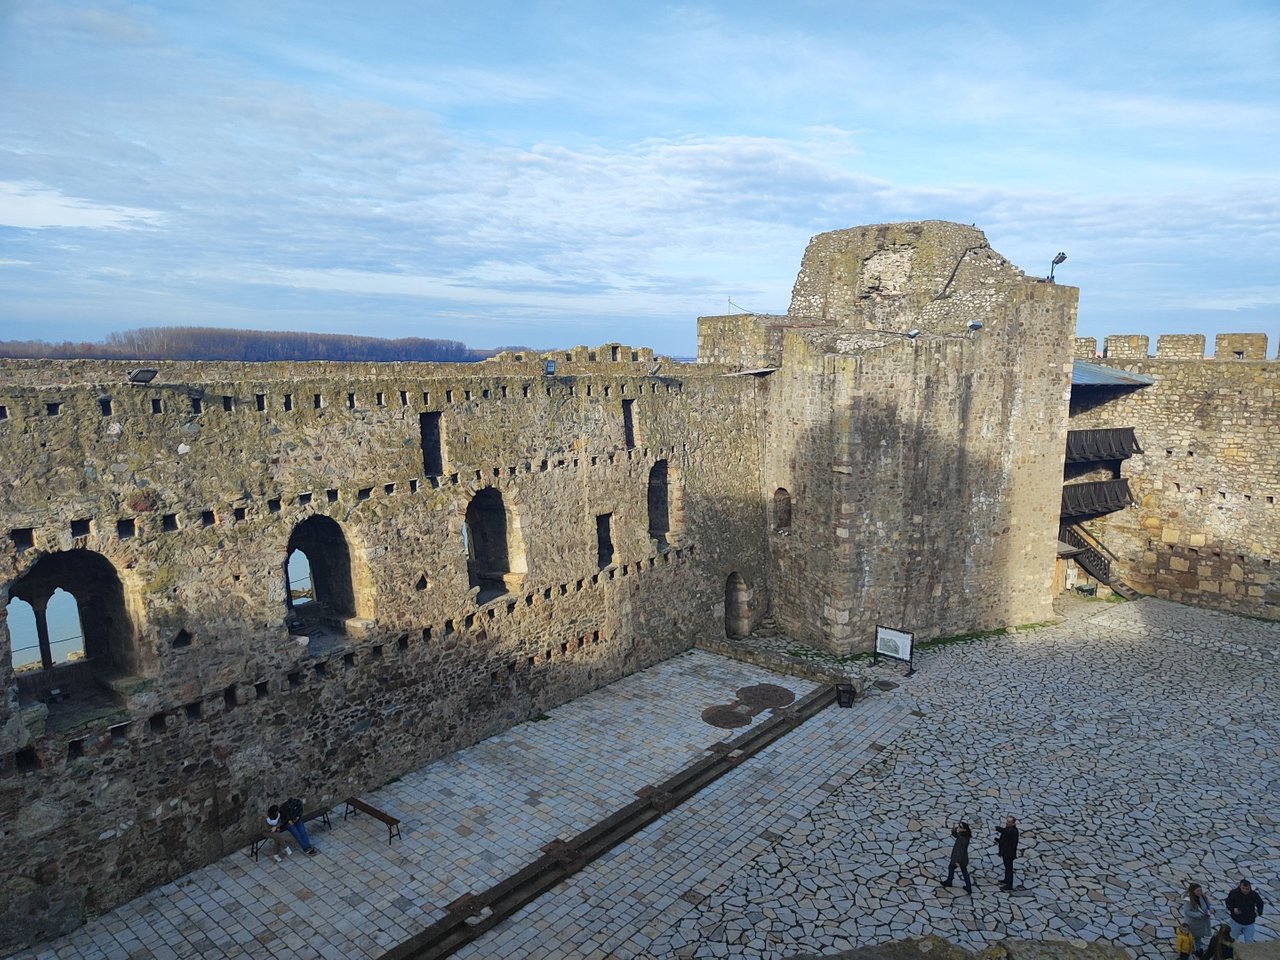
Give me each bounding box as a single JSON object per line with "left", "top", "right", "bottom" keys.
{"left": 773, "top": 488, "right": 793, "bottom": 532}
{"left": 621, "top": 399, "right": 636, "bottom": 449}
{"left": 420, "top": 412, "right": 445, "bottom": 476}
{"left": 464, "top": 488, "right": 522, "bottom": 603}
{"left": 7, "top": 549, "right": 136, "bottom": 703}
{"left": 285, "top": 515, "right": 355, "bottom": 635}
{"left": 596, "top": 513, "right": 615, "bottom": 568}
{"left": 648, "top": 460, "right": 670, "bottom": 546}
{"left": 725, "top": 572, "right": 750, "bottom": 640}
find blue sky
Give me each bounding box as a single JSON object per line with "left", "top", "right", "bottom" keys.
{"left": 1, "top": 1, "right": 1277, "bottom": 357}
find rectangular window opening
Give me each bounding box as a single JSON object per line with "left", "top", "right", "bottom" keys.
{"left": 622, "top": 399, "right": 636, "bottom": 448}
{"left": 420, "top": 412, "right": 444, "bottom": 476}
{"left": 283, "top": 394, "right": 293, "bottom": 412}
{"left": 116, "top": 518, "right": 135, "bottom": 539}
{"left": 71, "top": 518, "right": 91, "bottom": 538}
{"left": 99, "top": 397, "right": 113, "bottom": 416}
{"left": 255, "top": 394, "right": 265, "bottom": 412}
{"left": 596, "top": 513, "right": 615, "bottom": 568}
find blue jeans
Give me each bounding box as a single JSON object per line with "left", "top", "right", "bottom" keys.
{"left": 1229, "top": 921, "right": 1255, "bottom": 943}
{"left": 286, "top": 820, "right": 312, "bottom": 851}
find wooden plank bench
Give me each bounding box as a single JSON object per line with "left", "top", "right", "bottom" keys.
{"left": 249, "top": 806, "right": 331, "bottom": 861}
{"left": 343, "top": 796, "right": 402, "bottom": 844}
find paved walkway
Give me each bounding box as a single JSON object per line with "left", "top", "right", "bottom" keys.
{"left": 9, "top": 598, "right": 1279, "bottom": 960}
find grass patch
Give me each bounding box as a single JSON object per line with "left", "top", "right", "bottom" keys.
{"left": 531, "top": 712, "right": 553, "bottom": 722}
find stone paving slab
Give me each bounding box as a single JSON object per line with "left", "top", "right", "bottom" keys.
{"left": 10, "top": 599, "right": 1279, "bottom": 960}
{"left": 459, "top": 599, "right": 1280, "bottom": 960}
{"left": 5, "top": 650, "right": 819, "bottom": 960}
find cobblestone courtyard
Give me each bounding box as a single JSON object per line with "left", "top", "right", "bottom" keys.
{"left": 9, "top": 598, "right": 1278, "bottom": 960}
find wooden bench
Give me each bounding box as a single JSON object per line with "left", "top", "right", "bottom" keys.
{"left": 343, "top": 796, "right": 402, "bottom": 844}
{"left": 249, "top": 806, "right": 331, "bottom": 860}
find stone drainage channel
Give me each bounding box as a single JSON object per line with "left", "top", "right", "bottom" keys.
{"left": 380, "top": 683, "right": 842, "bottom": 960}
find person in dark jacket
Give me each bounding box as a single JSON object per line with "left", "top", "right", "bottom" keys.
{"left": 994, "top": 815, "right": 1019, "bottom": 889}
{"left": 1225, "top": 880, "right": 1264, "bottom": 942}
{"left": 940, "top": 821, "right": 973, "bottom": 894}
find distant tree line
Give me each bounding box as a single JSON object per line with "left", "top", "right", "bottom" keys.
{"left": 0, "top": 327, "right": 531, "bottom": 362}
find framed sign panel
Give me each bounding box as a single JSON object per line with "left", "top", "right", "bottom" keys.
{"left": 874, "top": 625, "right": 915, "bottom": 674}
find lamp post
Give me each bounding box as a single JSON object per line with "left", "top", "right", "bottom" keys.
{"left": 1048, "top": 252, "right": 1067, "bottom": 282}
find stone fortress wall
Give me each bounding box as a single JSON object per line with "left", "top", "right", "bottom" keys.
{"left": 0, "top": 349, "right": 771, "bottom": 947}
{"left": 1071, "top": 333, "right": 1279, "bottom": 617}
{"left": 701, "top": 221, "right": 1077, "bottom": 652}
{"left": 0, "top": 221, "right": 1168, "bottom": 950}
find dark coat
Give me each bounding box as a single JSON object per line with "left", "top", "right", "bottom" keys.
{"left": 950, "top": 826, "right": 971, "bottom": 866}
{"left": 1226, "top": 887, "right": 1264, "bottom": 926}
{"left": 996, "top": 824, "right": 1019, "bottom": 859}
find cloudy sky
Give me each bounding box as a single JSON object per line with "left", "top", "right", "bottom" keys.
{"left": 1, "top": 1, "right": 1277, "bottom": 356}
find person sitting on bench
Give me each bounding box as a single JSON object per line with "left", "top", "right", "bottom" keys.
{"left": 262, "top": 804, "right": 302, "bottom": 862}
{"left": 280, "top": 797, "right": 317, "bottom": 855}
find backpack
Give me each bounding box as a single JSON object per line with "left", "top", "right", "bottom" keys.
{"left": 281, "top": 797, "right": 303, "bottom": 821}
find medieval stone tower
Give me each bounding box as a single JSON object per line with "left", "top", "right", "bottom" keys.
{"left": 0, "top": 221, "right": 1083, "bottom": 949}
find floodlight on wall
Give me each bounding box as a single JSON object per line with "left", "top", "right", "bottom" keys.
{"left": 543, "top": 360, "right": 556, "bottom": 376}
{"left": 127, "top": 368, "right": 158, "bottom": 384}
{"left": 1048, "top": 251, "right": 1067, "bottom": 282}
{"left": 905, "top": 329, "right": 921, "bottom": 339}
{"left": 966, "top": 320, "right": 983, "bottom": 332}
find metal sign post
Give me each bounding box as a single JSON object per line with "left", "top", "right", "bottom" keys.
{"left": 873, "top": 625, "right": 915, "bottom": 676}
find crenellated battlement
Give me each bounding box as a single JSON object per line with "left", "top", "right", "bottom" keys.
{"left": 1073, "top": 333, "right": 1274, "bottom": 362}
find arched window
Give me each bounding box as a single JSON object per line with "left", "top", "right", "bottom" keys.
{"left": 465, "top": 487, "right": 525, "bottom": 603}
{"left": 5, "top": 596, "right": 41, "bottom": 670}
{"left": 773, "top": 488, "right": 793, "bottom": 532}
{"left": 725, "top": 572, "right": 750, "bottom": 640}
{"left": 285, "top": 516, "right": 355, "bottom": 634}
{"left": 7, "top": 549, "right": 134, "bottom": 703}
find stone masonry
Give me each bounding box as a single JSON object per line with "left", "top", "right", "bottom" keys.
{"left": 5, "top": 220, "right": 1251, "bottom": 951}
{"left": 1071, "top": 333, "right": 1279, "bottom": 617}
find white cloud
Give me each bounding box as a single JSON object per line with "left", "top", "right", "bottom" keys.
{"left": 0, "top": 182, "right": 164, "bottom": 230}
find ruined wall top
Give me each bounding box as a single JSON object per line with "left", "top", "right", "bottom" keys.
{"left": 0, "top": 344, "right": 704, "bottom": 390}
{"left": 1073, "top": 333, "right": 1275, "bottom": 361}
{"left": 785, "top": 220, "right": 1054, "bottom": 334}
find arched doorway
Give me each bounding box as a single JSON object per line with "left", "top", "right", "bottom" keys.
{"left": 285, "top": 515, "right": 355, "bottom": 634}
{"left": 772, "top": 488, "right": 792, "bottom": 532}
{"left": 464, "top": 487, "right": 525, "bottom": 603}
{"left": 725, "top": 572, "right": 750, "bottom": 640}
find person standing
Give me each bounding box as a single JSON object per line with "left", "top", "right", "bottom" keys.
{"left": 994, "top": 816, "right": 1019, "bottom": 890}
{"left": 1183, "top": 882, "right": 1215, "bottom": 957}
{"left": 940, "top": 820, "right": 973, "bottom": 894}
{"left": 1225, "top": 880, "right": 1264, "bottom": 942}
